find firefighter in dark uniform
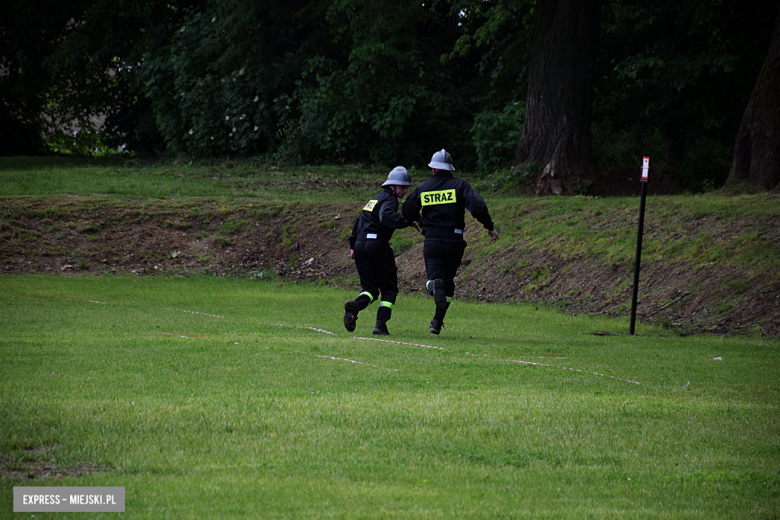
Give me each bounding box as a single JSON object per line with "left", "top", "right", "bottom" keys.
{"left": 343, "top": 167, "right": 416, "bottom": 335}
{"left": 402, "top": 149, "right": 499, "bottom": 335}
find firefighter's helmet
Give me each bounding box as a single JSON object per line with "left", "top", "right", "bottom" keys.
{"left": 428, "top": 149, "right": 455, "bottom": 171}
{"left": 381, "top": 166, "right": 413, "bottom": 186}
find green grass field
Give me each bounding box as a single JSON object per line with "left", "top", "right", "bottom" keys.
{"left": 1, "top": 275, "right": 778, "bottom": 518}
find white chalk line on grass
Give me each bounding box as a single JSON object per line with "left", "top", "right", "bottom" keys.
{"left": 157, "top": 331, "right": 191, "bottom": 338}
{"left": 156, "top": 331, "right": 208, "bottom": 339}
{"left": 27, "top": 297, "right": 223, "bottom": 337}
{"left": 28, "top": 297, "right": 227, "bottom": 319}
{"left": 351, "top": 336, "right": 446, "bottom": 350}
{"left": 273, "top": 324, "right": 443, "bottom": 350}
{"left": 273, "top": 325, "right": 395, "bottom": 370}
{"left": 302, "top": 326, "right": 336, "bottom": 335}
{"left": 172, "top": 308, "right": 225, "bottom": 318}
{"left": 28, "top": 297, "right": 108, "bottom": 305}
{"left": 274, "top": 324, "right": 337, "bottom": 335}
{"left": 315, "top": 355, "right": 396, "bottom": 371}
{"left": 505, "top": 358, "right": 640, "bottom": 385}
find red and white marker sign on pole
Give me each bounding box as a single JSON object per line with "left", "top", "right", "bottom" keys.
{"left": 641, "top": 156, "right": 649, "bottom": 181}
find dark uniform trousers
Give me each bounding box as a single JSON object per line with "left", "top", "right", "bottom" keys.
{"left": 353, "top": 239, "right": 398, "bottom": 323}
{"left": 423, "top": 239, "right": 466, "bottom": 321}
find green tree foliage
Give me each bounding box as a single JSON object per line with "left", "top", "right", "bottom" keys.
{"left": 1, "top": 0, "right": 176, "bottom": 154}
{"left": 2, "top": 0, "right": 777, "bottom": 193}
{"left": 136, "top": 0, "right": 308, "bottom": 158}
{"left": 282, "top": 0, "right": 476, "bottom": 167}
{"left": 470, "top": 101, "right": 525, "bottom": 172}
{"left": 449, "top": 0, "right": 535, "bottom": 172}
{"left": 1, "top": 0, "right": 95, "bottom": 153}
{"left": 594, "top": 0, "right": 777, "bottom": 190}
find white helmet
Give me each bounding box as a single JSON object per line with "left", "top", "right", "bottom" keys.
{"left": 381, "top": 166, "right": 413, "bottom": 186}
{"left": 428, "top": 149, "right": 455, "bottom": 171}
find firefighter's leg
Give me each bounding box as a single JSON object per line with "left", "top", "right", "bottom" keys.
{"left": 372, "top": 244, "right": 398, "bottom": 336}
{"left": 423, "top": 241, "right": 448, "bottom": 310}
{"left": 426, "top": 241, "right": 464, "bottom": 335}
{"left": 345, "top": 243, "right": 379, "bottom": 332}
{"left": 372, "top": 301, "right": 393, "bottom": 335}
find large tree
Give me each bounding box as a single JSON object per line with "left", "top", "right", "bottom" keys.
{"left": 0, "top": 0, "right": 182, "bottom": 154}
{"left": 513, "top": 0, "right": 601, "bottom": 195}
{"left": 725, "top": 1, "right": 780, "bottom": 191}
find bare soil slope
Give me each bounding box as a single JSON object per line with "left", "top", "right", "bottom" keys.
{"left": 2, "top": 196, "right": 778, "bottom": 337}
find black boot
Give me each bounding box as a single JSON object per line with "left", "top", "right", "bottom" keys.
{"left": 429, "top": 319, "right": 443, "bottom": 335}
{"left": 343, "top": 300, "right": 359, "bottom": 332}
{"left": 372, "top": 305, "right": 392, "bottom": 335}
{"left": 344, "top": 294, "right": 373, "bottom": 332}
{"left": 372, "top": 321, "right": 390, "bottom": 335}
{"left": 430, "top": 301, "right": 449, "bottom": 335}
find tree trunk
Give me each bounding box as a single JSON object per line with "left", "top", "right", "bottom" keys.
{"left": 514, "top": 0, "right": 601, "bottom": 195}
{"left": 726, "top": 2, "right": 780, "bottom": 191}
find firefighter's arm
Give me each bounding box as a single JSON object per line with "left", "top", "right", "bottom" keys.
{"left": 379, "top": 199, "right": 410, "bottom": 229}
{"left": 401, "top": 190, "right": 421, "bottom": 223}
{"left": 348, "top": 217, "right": 359, "bottom": 249}
{"left": 462, "top": 183, "right": 496, "bottom": 233}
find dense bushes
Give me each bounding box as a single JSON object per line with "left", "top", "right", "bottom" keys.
{"left": 2, "top": 0, "right": 777, "bottom": 191}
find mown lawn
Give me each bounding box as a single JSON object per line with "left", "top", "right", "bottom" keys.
{"left": 1, "top": 275, "right": 778, "bottom": 518}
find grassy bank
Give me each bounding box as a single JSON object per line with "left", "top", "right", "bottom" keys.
{"left": 0, "top": 156, "right": 389, "bottom": 201}
{"left": 1, "top": 156, "right": 778, "bottom": 336}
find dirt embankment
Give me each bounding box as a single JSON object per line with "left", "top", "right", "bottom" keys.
{"left": 2, "top": 197, "right": 779, "bottom": 337}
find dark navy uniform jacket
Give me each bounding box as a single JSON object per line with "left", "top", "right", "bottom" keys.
{"left": 402, "top": 172, "right": 494, "bottom": 242}
{"left": 349, "top": 188, "right": 411, "bottom": 248}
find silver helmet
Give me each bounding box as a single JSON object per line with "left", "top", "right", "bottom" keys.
{"left": 428, "top": 149, "right": 455, "bottom": 171}
{"left": 381, "top": 166, "right": 413, "bottom": 186}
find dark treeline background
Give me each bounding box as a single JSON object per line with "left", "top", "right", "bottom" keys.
{"left": 1, "top": 0, "right": 777, "bottom": 192}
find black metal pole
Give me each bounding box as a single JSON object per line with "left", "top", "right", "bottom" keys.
{"left": 629, "top": 178, "right": 648, "bottom": 335}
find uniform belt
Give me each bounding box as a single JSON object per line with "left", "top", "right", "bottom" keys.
{"left": 357, "top": 232, "right": 388, "bottom": 242}
{"left": 423, "top": 226, "right": 463, "bottom": 237}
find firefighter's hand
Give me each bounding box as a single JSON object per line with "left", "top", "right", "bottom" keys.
{"left": 412, "top": 221, "right": 420, "bottom": 232}
{"left": 488, "top": 229, "right": 499, "bottom": 242}
{"left": 348, "top": 249, "right": 355, "bottom": 259}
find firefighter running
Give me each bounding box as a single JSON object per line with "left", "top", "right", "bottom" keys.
{"left": 343, "top": 167, "right": 417, "bottom": 335}
{"left": 402, "top": 149, "right": 499, "bottom": 335}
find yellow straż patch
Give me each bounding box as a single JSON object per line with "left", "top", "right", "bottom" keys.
{"left": 421, "top": 189, "right": 456, "bottom": 206}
